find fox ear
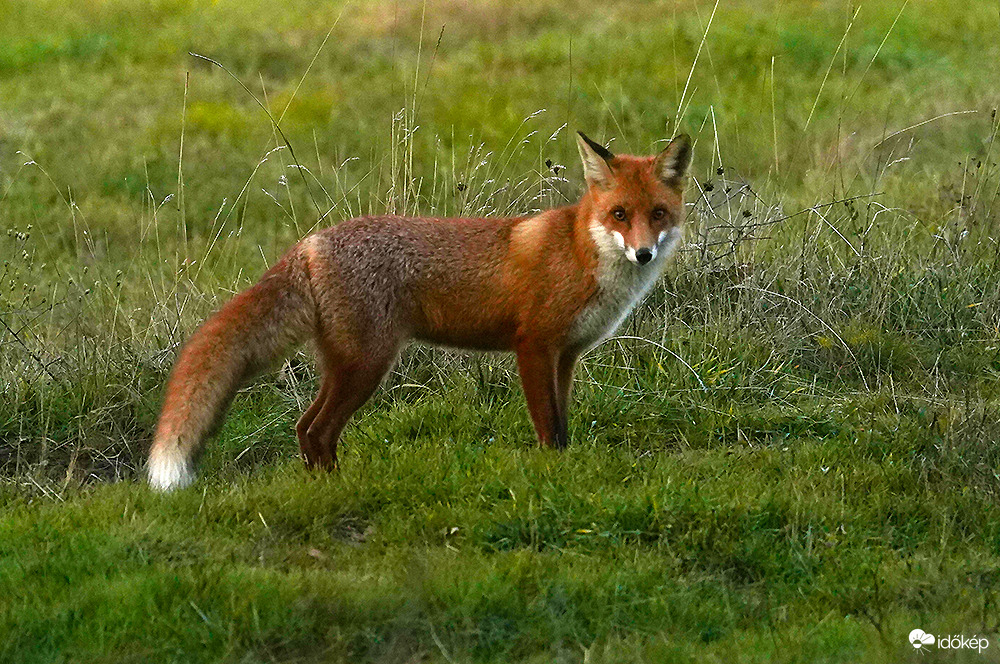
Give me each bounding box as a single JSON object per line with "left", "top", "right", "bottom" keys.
{"left": 576, "top": 131, "right": 616, "bottom": 189}
{"left": 654, "top": 134, "right": 692, "bottom": 186}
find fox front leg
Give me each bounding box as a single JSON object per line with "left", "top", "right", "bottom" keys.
{"left": 516, "top": 342, "right": 566, "bottom": 449}
{"left": 553, "top": 350, "right": 579, "bottom": 448}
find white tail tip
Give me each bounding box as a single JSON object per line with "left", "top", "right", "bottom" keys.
{"left": 147, "top": 447, "right": 194, "bottom": 491}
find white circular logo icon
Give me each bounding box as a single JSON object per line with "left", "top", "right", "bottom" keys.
{"left": 910, "top": 629, "right": 935, "bottom": 649}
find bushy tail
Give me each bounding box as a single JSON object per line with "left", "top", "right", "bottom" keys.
{"left": 148, "top": 248, "right": 316, "bottom": 491}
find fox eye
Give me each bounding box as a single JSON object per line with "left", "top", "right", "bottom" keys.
{"left": 652, "top": 208, "right": 666, "bottom": 220}
{"left": 611, "top": 207, "right": 627, "bottom": 221}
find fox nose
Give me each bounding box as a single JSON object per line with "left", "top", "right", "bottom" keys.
{"left": 635, "top": 248, "right": 654, "bottom": 265}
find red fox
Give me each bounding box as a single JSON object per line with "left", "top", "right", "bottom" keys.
{"left": 148, "top": 132, "right": 692, "bottom": 490}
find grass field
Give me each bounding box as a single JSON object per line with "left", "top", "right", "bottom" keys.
{"left": 3, "top": 0, "right": 1000, "bottom": 661}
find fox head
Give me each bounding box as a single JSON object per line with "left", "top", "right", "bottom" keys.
{"left": 577, "top": 131, "right": 692, "bottom": 266}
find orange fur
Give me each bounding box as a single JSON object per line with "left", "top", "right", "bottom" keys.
{"left": 147, "top": 133, "right": 692, "bottom": 490}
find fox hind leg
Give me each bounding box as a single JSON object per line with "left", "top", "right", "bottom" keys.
{"left": 298, "top": 348, "right": 398, "bottom": 471}
{"left": 296, "top": 377, "right": 336, "bottom": 467}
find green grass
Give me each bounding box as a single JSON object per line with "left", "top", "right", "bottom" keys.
{"left": 3, "top": 0, "right": 1000, "bottom": 661}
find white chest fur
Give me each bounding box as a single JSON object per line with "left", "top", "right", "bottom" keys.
{"left": 569, "top": 223, "right": 681, "bottom": 352}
